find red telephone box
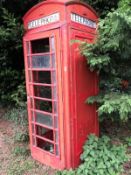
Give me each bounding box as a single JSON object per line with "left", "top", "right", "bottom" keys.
{"left": 23, "top": 0, "right": 99, "bottom": 170}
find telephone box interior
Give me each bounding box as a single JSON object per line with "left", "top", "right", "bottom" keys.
{"left": 23, "top": 0, "right": 99, "bottom": 170}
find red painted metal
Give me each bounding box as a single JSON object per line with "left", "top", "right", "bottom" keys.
{"left": 23, "top": 0, "right": 99, "bottom": 170}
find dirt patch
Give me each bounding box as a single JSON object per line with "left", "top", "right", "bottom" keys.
{"left": 0, "top": 119, "right": 56, "bottom": 175}
{"left": 0, "top": 112, "right": 131, "bottom": 175}
{"left": 0, "top": 119, "right": 14, "bottom": 175}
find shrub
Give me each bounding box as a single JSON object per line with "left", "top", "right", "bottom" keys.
{"left": 3, "top": 107, "right": 28, "bottom": 126}
{"left": 81, "top": 0, "right": 131, "bottom": 122}
{"left": 124, "top": 137, "right": 131, "bottom": 147}
{"left": 13, "top": 146, "right": 30, "bottom": 156}
{"left": 57, "top": 135, "right": 128, "bottom": 175}
{"left": 14, "top": 131, "right": 29, "bottom": 143}
{"left": 0, "top": 8, "right": 25, "bottom": 107}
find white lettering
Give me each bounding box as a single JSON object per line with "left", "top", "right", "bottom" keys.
{"left": 28, "top": 13, "right": 60, "bottom": 29}
{"left": 71, "top": 13, "right": 96, "bottom": 29}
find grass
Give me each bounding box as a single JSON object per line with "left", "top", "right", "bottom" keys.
{"left": 3, "top": 107, "right": 28, "bottom": 126}
{"left": 14, "top": 130, "right": 29, "bottom": 143}
{"left": 1, "top": 108, "right": 130, "bottom": 175}
{"left": 7, "top": 158, "right": 36, "bottom": 175}
{"left": 12, "top": 146, "right": 30, "bottom": 156}
{"left": 1, "top": 108, "right": 56, "bottom": 175}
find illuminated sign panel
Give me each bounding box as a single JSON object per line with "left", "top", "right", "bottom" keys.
{"left": 28, "top": 13, "right": 60, "bottom": 29}
{"left": 71, "top": 13, "right": 97, "bottom": 29}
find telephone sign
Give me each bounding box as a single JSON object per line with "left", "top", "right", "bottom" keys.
{"left": 28, "top": 13, "right": 60, "bottom": 29}
{"left": 71, "top": 13, "right": 97, "bottom": 28}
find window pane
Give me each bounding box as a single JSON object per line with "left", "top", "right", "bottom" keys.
{"left": 35, "top": 99, "right": 52, "bottom": 113}
{"left": 52, "top": 54, "right": 56, "bottom": 68}
{"left": 36, "top": 138, "right": 54, "bottom": 154}
{"left": 54, "top": 101, "right": 58, "bottom": 113}
{"left": 34, "top": 86, "right": 52, "bottom": 99}
{"left": 33, "top": 71, "right": 51, "bottom": 84}
{"left": 50, "top": 37, "right": 55, "bottom": 52}
{"left": 32, "top": 55, "right": 50, "bottom": 68}
{"left": 55, "top": 131, "right": 59, "bottom": 142}
{"left": 35, "top": 112, "right": 53, "bottom": 127}
{"left": 36, "top": 125, "right": 54, "bottom": 141}
{"left": 54, "top": 116, "right": 58, "bottom": 129}
{"left": 31, "top": 38, "right": 49, "bottom": 53}
{"left": 52, "top": 86, "right": 57, "bottom": 99}
{"left": 56, "top": 144, "right": 59, "bottom": 156}
{"left": 52, "top": 71, "right": 56, "bottom": 84}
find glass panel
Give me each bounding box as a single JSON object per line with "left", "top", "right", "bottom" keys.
{"left": 50, "top": 37, "right": 55, "bottom": 52}
{"left": 36, "top": 138, "right": 54, "bottom": 154}
{"left": 52, "top": 86, "right": 57, "bottom": 99}
{"left": 56, "top": 144, "right": 59, "bottom": 156}
{"left": 52, "top": 71, "right": 56, "bottom": 84}
{"left": 35, "top": 99, "right": 52, "bottom": 113}
{"left": 31, "top": 38, "right": 49, "bottom": 53}
{"left": 35, "top": 112, "right": 53, "bottom": 127}
{"left": 54, "top": 101, "right": 58, "bottom": 113}
{"left": 33, "top": 71, "right": 51, "bottom": 84}
{"left": 34, "top": 86, "right": 52, "bottom": 99}
{"left": 36, "top": 125, "right": 54, "bottom": 141}
{"left": 55, "top": 131, "right": 59, "bottom": 142}
{"left": 29, "top": 36, "right": 59, "bottom": 155}
{"left": 32, "top": 55, "right": 50, "bottom": 68}
{"left": 54, "top": 116, "right": 58, "bottom": 129}
{"left": 52, "top": 54, "right": 56, "bottom": 68}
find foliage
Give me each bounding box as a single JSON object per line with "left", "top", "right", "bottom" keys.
{"left": 13, "top": 146, "right": 30, "bottom": 156}
{"left": 0, "top": 0, "right": 41, "bottom": 107}
{"left": 0, "top": 8, "right": 25, "bottom": 106}
{"left": 124, "top": 137, "right": 131, "bottom": 147}
{"left": 57, "top": 135, "right": 128, "bottom": 175}
{"left": 78, "top": 135, "right": 128, "bottom": 175}
{"left": 10, "top": 79, "right": 27, "bottom": 107}
{"left": 88, "top": 93, "right": 131, "bottom": 121}
{"left": 3, "top": 107, "right": 28, "bottom": 126}
{"left": 14, "top": 131, "right": 29, "bottom": 143}
{"left": 81, "top": 0, "right": 131, "bottom": 121}
{"left": 83, "top": 0, "right": 119, "bottom": 17}
{"left": 0, "top": 0, "right": 40, "bottom": 18}
{"left": 57, "top": 170, "right": 75, "bottom": 175}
